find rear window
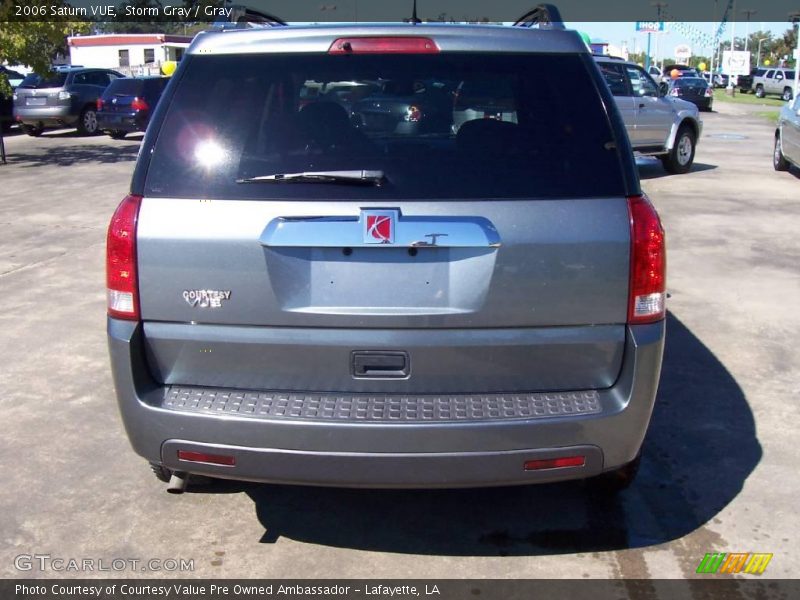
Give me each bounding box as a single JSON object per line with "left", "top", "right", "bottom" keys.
{"left": 19, "top": 72, "right": 68, "bottom": 88}
{"left": 104, "top": 78, "right": 143, "bottom": 97}
{"left": 144, "top": 53, "right": 625, "bottom": 200}
{"left": 673, "top": 78, "right": 707, "bottom": 88}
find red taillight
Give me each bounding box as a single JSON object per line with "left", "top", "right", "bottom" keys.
{"left": 524, "top": 456, "right": 586, "bottom": 471}
{"left": 178, "top": 450, "right": 236, "bottom": 466}
{"left": 329, "top": 37, "right": 439, "bottom": 54}
{"left": 628, "top": 194, "right": 666, "bottom": 324}
{"left": 704, "top": 87, "right": 713, "bottom": 97}
{"left": 131, "top": 97, "right": 149, "bottom": 111}
{"left": 106, "top": 194, "right": 141, "bottom": 320}
{"left": 669, "top": 88, "right": 680, "bottom": 96}
{"left": 96, "top": 97, "right": 104, "bottom": 111}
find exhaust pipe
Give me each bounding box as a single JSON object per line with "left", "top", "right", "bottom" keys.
{"left": 166, "top": 471, "right": 189, "bottom": 494}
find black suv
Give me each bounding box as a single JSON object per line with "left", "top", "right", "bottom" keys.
{"left": 13, "top": 67, "right": 124, "bottom": 136}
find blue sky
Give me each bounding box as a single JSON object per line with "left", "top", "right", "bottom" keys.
{"left": 572, "top": 21, "right": 795, "bottom": 56}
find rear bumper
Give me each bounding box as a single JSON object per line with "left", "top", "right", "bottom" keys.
{"left": 14, "top": 105, "right": 76, "bottom": 126}
{"left": 108, "top": 318, "right": 664, "bottom": 488}
{"left": 98, "top": 111, "right": 146, "bottom": 133}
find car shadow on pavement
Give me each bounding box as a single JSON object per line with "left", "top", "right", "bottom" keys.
{"left": 209, "top": 311, "right": 761, "bottom": 556}
{"left": 638, "top": 162, "right": 717, "bottom": 180}
{"left": 3, "top": 140, "right": 140, "bottom": 167}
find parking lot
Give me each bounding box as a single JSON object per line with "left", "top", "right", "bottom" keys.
{"left": 1, "top": 100, "right": 798, "bottom": 580}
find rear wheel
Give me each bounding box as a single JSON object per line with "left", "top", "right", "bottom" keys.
{"left": 661, "top": 125, "right": 696, "bottom": 174}
{"left": 22, "top": 123, "right": 44, "bottom": 137}
{"left": 774, "top": 135, "right": 790, "bottom": 171}
{"left": 77, "top": 107, "right": 99, "bottom": 135}
{"left": 782, "top": 87, "right": 793, "bottom": 102}
{"left": 755, "top": 85, "right": 765, "bottom": 98}
{"left": 109, "top": 130, "right": 127, "bottom": 139}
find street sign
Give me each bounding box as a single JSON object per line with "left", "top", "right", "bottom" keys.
{"left": 636, "top": 21, "right": 665, "bottom": 33}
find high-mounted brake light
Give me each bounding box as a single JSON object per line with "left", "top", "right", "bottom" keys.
{"left": 131, "top": 97, "right": 149, "bottom": 111}
{"left": 329, "top": 37, "right": 439, "bottom": 54}
{"left": 106, "top": 194, "right": 142, "bottom": 320}
{"left": 628, "top": 195, "right": 666, "bottom": 324}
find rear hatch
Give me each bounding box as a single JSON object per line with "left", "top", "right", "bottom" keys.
{"left": 99, "top": 78, "right": 145, "bottom": 114}
{"left": 134, "top": 42, "right": 635, "bottom": 394}
{"left": 14, "top": 72, "right": 69, "bottom": 109}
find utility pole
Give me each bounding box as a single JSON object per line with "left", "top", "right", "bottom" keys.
{"left": 741, "top": 9, "right": 756, "bottom": 52}
{"left": 756, "top": 37, "right": 768, "bottom": 67}
{"left": 652, "top": 2, "right": 667, "bottom": 70}
{"left": 727, "top": 0, "right": 737, "bottom": 91}
{"left": 791, "top": 12, "right": 800, "bottom": 99}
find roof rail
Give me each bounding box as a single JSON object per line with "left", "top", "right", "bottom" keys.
{"left": 210, "top": 5, "right": 287, "bottom": 30}
{"left": 512, "top": 4, "right": 565, "bottom": 29}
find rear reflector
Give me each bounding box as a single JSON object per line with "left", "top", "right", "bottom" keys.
{"left": 177, "top": 450, "right": 236, "bottom": 466}
{"left": 329, "top": 37, "right": 439, "bottom": 54}
{"left": 106, "top": 194, "right": 142, "bottom": 320}
{"left": 627, "top": 194, "right": 666, "bottom": 324}
{"left": 524, "top": 456, "right": 586, "bottom": 471}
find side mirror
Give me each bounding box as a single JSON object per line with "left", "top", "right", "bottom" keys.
{"left": 776, "top": 74, "right": 784, "bottom": 80}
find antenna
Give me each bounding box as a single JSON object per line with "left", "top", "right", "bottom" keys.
{"left": 410, "top": 0, "right": 421, "bottom": 24}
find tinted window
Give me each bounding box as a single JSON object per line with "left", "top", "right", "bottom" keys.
{"left": 626, "top": 66, "right": 658, "bottom": 97}
{"left": 18, "top": 72, "right": 68, "bottom": 88}
{"left": 597, "top": 62, "right": 628, "bottom": 96}
{"left": 673, "top": 78, "right": 707, "bottom": 88}
{"left": 145, "top": 53, "right": 625, "bottom": 200}
{"left": 105, "top": 78, "right": 144, "bottom": 96}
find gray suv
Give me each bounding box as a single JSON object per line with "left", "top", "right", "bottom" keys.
{"left": 13, "top": 67, "right": 123, "bottom": 136}
{"left": 595, "top": 55, "right": 702, "bottom": 174}
{"left": 107, "top": 11, "right": 666, "bottom": 494}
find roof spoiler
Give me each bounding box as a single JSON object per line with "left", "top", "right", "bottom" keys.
{"left": 210, "top": 5, "right": 287, "bottom": 30}
{"left": 512, "top": 4, "right": 565, "bottom": 29}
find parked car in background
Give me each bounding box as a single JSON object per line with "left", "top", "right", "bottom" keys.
{"left": 108, "top": 13, "right": 666, "bottom": 494}
{"left": 595, "top": 55, "right": 703, "bottom": 173}
{"left": 737, "top": 67, "right": 766, "bottom": 93}
{"left": 774, "top": 94, "right": 800, "bottom": 172}
{"left": 13, "top": 67, "right": 123, "bottom": 136}
{"left": 752, "top": 68, "right": 795, "bottom": 101}
{"left": 700, "top": 71, "right": 728, "bottom": 88}
{"left": 1, "top": 66, "right": 25, "bottom": 132}
{"left": 349, "top": 78, "right": 454, "bottom": 135}
{"left": 97, "top": 76, "right": 169, "bottom": 139}
{"left": 666, "top": 76, "right": 714, "bottom": 111}
{"left": 660, "top": 64, "right": 698, "bottom": 82}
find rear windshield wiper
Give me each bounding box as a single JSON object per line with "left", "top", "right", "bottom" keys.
{"left": 236, "top": 170, "right": 385, "bottom": 185}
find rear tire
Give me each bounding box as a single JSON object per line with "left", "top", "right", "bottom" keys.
{"left": 782, "top": 87, "right": 793, "bottom": 102}
{"left": 109, "top": 130, "right": 127, "bottom": 139}
{"left": 588, "top": 453, "right": 641, "bottom": 494}
{"left": 22, "top": 123, "right": 44, "bottom": 137}
{"left": 774, "top": 135, "right": 790, "bottom": 171}
{"left": 661, "top": 125, "right": 696, "bottom": 174}
{"left": 755, "top": 85, "right": 765, "bottom": 98}
{"left": 77, "top": 107, "right": 99, "bottom": 135}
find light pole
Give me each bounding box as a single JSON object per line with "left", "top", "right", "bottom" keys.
{"left": 741, "top": 9, "right": 756, "bottom": 52}
{"left": 756, "top": 37, "right": 768, "bottom": 67}
{"left": 652, "top": 2, "right": 668, "bottom": 71}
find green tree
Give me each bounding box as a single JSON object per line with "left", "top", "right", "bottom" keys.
{"left": 0, "top": 1, "right": 90, "bottom": 94}
{"left": 769, "top": 27, "right": 797, "bottom": 67}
